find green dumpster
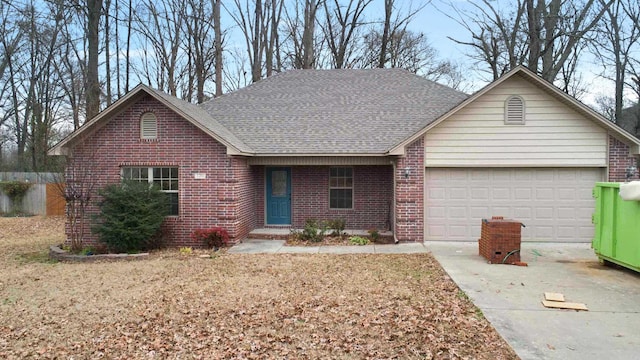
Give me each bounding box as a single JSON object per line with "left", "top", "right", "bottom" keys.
{"left": 592, "top": 182, "right": 640, "bottom": 273}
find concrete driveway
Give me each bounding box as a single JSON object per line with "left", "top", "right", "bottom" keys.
{"left": 426, "top": 241, "right": 640, "bottom": 360}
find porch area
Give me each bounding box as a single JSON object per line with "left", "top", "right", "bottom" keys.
{"left": 249, "top": 163, "right": 395, "bottom": 232}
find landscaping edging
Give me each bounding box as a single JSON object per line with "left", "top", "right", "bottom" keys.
{"left": 49, "top": 245, "right": 149, "bottom": 262}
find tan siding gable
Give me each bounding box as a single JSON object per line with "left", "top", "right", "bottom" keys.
{"left": 425, "top": 75, "right": 607, "bottom": 167}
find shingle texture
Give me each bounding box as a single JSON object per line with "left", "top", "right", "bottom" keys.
{"left": 199, "top": 69, "right": 468, "bottom": 154}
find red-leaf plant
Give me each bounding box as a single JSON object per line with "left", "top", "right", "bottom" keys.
{"left": 190, "top": 227, "right": 230, "bottom": 249}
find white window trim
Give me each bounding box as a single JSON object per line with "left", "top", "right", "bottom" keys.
{"left": 140, "top": 112, "right": 158, "bottom": 139}
{"left": 504, "top": 95, "right": 525, "bottom": 125}
{"left": 329, "top": 167, "right": 354, "bottom": 210}
{"left": 121, "top": 166, "right": 179, "bottom": 216}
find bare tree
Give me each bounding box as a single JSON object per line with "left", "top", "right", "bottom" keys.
{"left": 447, "top": 0, "right": 613, "bottom": 83}
{"left": 55, "top": 8, "right": 87, "bottom": 130}
{"left": 321, "top": 0, "right": 372, "bottom": 69}
{"left": 281, "top": 0, "right": 325, "bottom": 69}
{"left": 226, "top": 0, "right": 283, "bottom": 83}
{"left": 213, "top": 0, "right": 223, "bottom": 96}
{"left": 223, "top": 46, "right": 252, "bottom": 93}
{"left": 301, "top": 0, "right": 322, "bottom": 69}
{"left": 446, "top": 0, "right": 527, "bottom": 80}
{"left": 53, "top": 140, "right": 101, "bottom": 252}
{"left": 226, "top": 0, "right": 263, "bottom": 82}
{"left": 124, "top": 0, "right": 133, "bottom": 93}
{"left": 377, "top": 0, "right": 427, "bottom": 69}
{"left": 591, "top": 0, "right": 640, "bottom": 122}
{"left": 133, "top": 0, "right": 186, "bottom": 97}
{"left": 183, "top": 0, "right": 218, "bottom": 103}
{"left": 85, "top": 0, "right": 103, "bottom": 120}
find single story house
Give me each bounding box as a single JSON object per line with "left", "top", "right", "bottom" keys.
{"left": 49, "top": 66, "right": 640, "bottom": 247}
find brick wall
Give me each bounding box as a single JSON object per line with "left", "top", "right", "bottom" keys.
{"left": 395, "top": 137, "right": 424, "bottom": 242}
{"left": 608, "top": 135, "right": 640, "bottom": 182}
{"left": 255, "top": 165, "right": 393, "bottom": 230}
{"left": 66, "top": 95, "right": 255, "bottom": 248}
{"left": 254, "top": 166, "right": 266, "bottom": 227}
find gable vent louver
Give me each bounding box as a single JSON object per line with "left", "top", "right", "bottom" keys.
{"left": 140, "top": 113, "right": 158, "bottom": 139}
{"left": 505, "top": 96, "right": 525, "bottom": 124}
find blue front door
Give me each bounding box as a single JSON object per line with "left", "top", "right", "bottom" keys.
{"left": 266, "top": 167, "right": 291, "bottom": 225}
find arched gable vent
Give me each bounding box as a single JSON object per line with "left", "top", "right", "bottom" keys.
{"left": 140, "top": 112, "right": 158, "bottom": 139}
{"left": 505, "top": 96, "right": 525, "bottom": 124}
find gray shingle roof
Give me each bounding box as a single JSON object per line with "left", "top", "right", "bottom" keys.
{"left": 199, "top": 68, "right": 468, "bottom": 154}
{"left": 145, "top": 86, "right": 254, "bottom": 153}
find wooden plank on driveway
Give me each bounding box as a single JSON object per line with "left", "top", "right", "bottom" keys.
{"left": 542, "top": 300, "right": 588, "bottom": 311}
{"left": 544, "top": 292, "right": 565, "bottom": 302}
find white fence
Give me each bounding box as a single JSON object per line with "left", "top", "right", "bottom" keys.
{"left": 0, "top": 172, "right": 61, "bottom": 215}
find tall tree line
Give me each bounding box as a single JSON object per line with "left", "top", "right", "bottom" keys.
{"left": 0, "top": 0, "right": 458, "bottom": 171}
{"left": 1, "top": 0, "right": 638, "bottom": 171}
{"left": 445, "top": 0, "right": 640, "bottom": 133}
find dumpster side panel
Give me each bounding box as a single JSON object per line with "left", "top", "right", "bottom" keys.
{"left": 613, "top": 198, "right": 640, "bottom": 265}
{"left": 592, "top": 185, "right": 602, "bottom": 253}
{"left": 596, "top": 183, "right": 618, "bottom": 258}
{"left": 593, "top": 182, "right": 640, "bottom": 273}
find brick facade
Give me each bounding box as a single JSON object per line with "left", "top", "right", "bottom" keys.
{"left": 608, "top": 135, "right": 640, "bottom": 182}
{"left": 395, "top": 137, "right": 424, "bottom": 242}
{"left": 255, "top": 165, "right": 393, "bottom": 230}
{"left": 67, "top": 96, "right": 256, "bottom": 247}
{"left": 64, "top": 96, "right": 640, "bottom": 249}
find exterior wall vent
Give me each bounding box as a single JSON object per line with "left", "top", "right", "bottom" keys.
{"left": 505, "top": 96, "right": 525, "bottom": 124}
{"left": 140, "top": 112, "right": 158, "bottom": 139}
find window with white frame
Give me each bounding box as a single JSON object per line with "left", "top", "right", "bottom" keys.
{"left": 505, "top": 95, "right": 525, "bottom": 124}
{"left": 140, "top": 112, "right": 158, "bottom": 139}
{"left": 329, "top": 167, "right": 353, "bottom": 209}
{"left": 122, "top": 167, "right": 178, "bottom": 215}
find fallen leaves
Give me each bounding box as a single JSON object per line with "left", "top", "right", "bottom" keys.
{"left": 0, "top": 217, "right": 518, "bottom": 359}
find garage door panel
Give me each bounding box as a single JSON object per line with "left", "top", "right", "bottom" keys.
{"left": 535, "top": 188, "right": 554, "bottom": 199}
{"left": 491, "top": 188, "right": 510, "bottom": 199}
{"left": 470, "top": 206, "right": 490, "bottom": 218}
{"left": 472, "top": 189, "right": 490, "bottom": 200}
{"left": 512, "top": 207, "right": 532, "bottom": 219}
{"left": 558, "top": 188, "right": 576, "bottom": 200}
{"left": 447, "top": 206, "right": 467, "bottom": 218}
{"left": 449, "top": 188, "right": 468, "bottom": 199}
{"left": 514, "top": 188, "right": 532, "bottom": 200}
{"left": 557, "top": 207, "right": 576, "bottom": 219}
{"left": 425, "top": 168, "right": 602, "bottom": 242}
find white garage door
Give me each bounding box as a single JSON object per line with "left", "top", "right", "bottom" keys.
{"left": 425, "top": 168, "right": 604, "bottom": 242}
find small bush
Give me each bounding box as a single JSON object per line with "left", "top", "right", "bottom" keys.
{"left": 289, "top": 228, "right": 302, "bottom": 240}
{"left": 180, "top": 247, "right": 193, "bottom": 256}
{"left": 368, "top": 228, "right": 380, "bottom": 242}
{"left": 301, "top": 219, "right": 327, "bottom": 242}
{"left": 327, "top": 218, "right": 346, "bottom": 237}
{"left": 349, "top": 236, "right": 370, "bottom": 245}
{"left": 93, "top": 181, "right": 169, "bottom": 253}
{"left": 191, "top": 227, "right": 230, "bottom": 249}
{"left": 0, "top": 181, "right": 32, "bottom": 213}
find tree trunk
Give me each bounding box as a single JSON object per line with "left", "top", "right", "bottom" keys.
{"left": 252, "top": 0, "right": 263, "bottom": 82}
{"left": 302, "top": 0, "right": 319, "bottom": 69}
{"left": 213, "top": 0, "right": 223, "bottom": 96}
{"left": 104, "top": 0, "right": 112, "bottom": 105}
{"left": 378, "top": 0, "right": 392, "bottom": 68}
{"left": 86, "top": 0, "right": 103, "bottom": 120}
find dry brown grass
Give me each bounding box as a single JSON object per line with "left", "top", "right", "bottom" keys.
{"left": 0, "top": 217, "right": 518, "bottom": 359}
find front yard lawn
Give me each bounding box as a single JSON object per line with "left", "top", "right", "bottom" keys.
{"left": 0, "top": 217, "right": 517, "bottom": 359}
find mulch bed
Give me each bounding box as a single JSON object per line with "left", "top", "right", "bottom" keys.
{"left": 286, "top": 235, "right": 396, "bottom": 246}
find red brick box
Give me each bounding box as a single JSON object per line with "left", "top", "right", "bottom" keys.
{"left": 479, "top": 216, "right": 522, "bottom": 264}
